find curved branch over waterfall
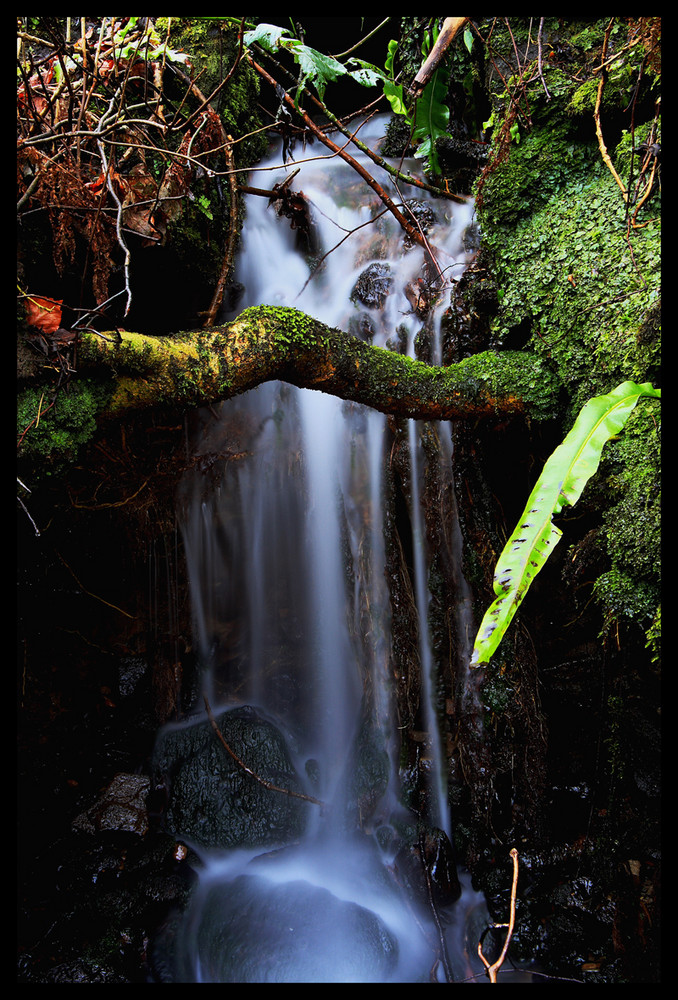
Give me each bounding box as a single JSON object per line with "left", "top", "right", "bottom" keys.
{"left": 76, "top": 304, "right": 560, "bottom": 422}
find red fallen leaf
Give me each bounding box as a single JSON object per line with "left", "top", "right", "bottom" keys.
{"left": 86, "top": 168, "right": 128, "bottom": 199}
{"left": 85, "top": 172, "right": 107, "bottom": 195}
{"left": 25, "top": 296, "right": 63, "bottom": 334}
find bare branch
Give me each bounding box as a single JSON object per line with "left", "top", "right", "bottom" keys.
{"left": 203, "top": 695, "right": 325, "bottom": 808}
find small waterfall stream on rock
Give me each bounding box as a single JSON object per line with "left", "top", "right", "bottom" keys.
{"left": 157, "top": 116, "right": 490, "bottom": 983}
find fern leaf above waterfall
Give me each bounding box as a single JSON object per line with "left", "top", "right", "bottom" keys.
{"left": 470, "top": 380, "right": 661, "bottom": 668}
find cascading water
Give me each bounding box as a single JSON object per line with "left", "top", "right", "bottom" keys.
{"left": 156, "top": 116, "right": 490, "bottom": 983}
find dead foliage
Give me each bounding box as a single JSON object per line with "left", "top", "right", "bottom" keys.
{"left": 17, "top": 17, "right": 241, "bottom": 321}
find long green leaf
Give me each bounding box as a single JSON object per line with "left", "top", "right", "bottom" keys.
{"left": 412, "top": 69, "right": 450, "bottom": 175}
{"left": 470, "top": 381, "right": 661, "bottom": 668}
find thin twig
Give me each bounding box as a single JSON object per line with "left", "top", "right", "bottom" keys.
{"left": 203, "top": 138, "right": 239, "bottom": 326}
{"left": 594, "top": 19, "right": 628, "bottom": 202}
{"left": 537, "top": 18, "right": 551, "bottom": 101}
{"left": 253, "top": 42, "right": 466, "bottom": 202}
{"left": 332, "top": 17, "right": 391, "bottom": 59}
{"left": 55, "top": 549, "right": 136, "bottom": 619}
{"left": 203, "top": 695, "right": 325, "bottom": 808}
{"left": 95, "top": 90, "right": 133, "bottom": 315}
{"left": 410, "top": 17, "right": 468, "bottom": 99}
{"left": 478, "top": 847, "right": 519, "bottom": 983}
{"left": 17, "top": 484, "right": 41, "bottom": 536}
{"left": 68, "top": 479, "right": 149, "bottom": 509}
{"left": 419, "top": 829, "right": 453, "bottom": 982}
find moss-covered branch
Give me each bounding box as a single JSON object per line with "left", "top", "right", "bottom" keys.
{"left": 76, "top": 304, "right": 561, "bottom": 422}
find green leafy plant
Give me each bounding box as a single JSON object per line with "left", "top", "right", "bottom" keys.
{"left": 194, "top": 193, "right": 214, "bottom": 220}
{"left": 380, "top": 26, "right": 450, "bottom": 175}
{"left": 470, "top": 380, "right": 661, "bottom": 667}
{"left": 243, "top": 21, "right": 451, "bottom": 174}
{"left": 243, "top": 23, "right": 381, "bottom": 102}
{"left": 113, "top": 17, "right": 192, "bottom": 64}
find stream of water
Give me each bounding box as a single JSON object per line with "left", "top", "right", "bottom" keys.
{"left": 165, "top": 115, "right": 489, "bottom": 982}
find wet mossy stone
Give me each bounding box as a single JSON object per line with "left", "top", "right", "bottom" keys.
{"left": 152, "top": 706, "right": 309, "bottom": 850}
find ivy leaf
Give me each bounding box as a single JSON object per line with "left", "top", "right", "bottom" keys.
{"left": 384, "top": 38, "right": 398, "bottom": 78}
{"left": 345, "top": 57, "right": 385, "bottom": 88}
{"left": 470, "top": 381, "right": 662, "bottom": 668}
{"left": 244, "top": 24, "right": 347, "bottom": 102}
{"left": 243, "top": 23, "right": 288, "bottom": 52}
{"left": 293, "top": 44, "right": 346, "bottom": 101}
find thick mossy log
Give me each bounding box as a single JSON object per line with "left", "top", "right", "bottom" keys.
{"left": 77, "top": 305, "right": 561, "bottom": 421}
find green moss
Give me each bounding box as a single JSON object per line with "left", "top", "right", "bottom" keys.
{"left": 457, "top": 350, "right": 563, "bottom": 421}
{"left": 645, "top": 605, "right": 661, "bottom": 666}
{"left": 480, "top": 123, "right": 659, "bottom": 405}
{"left": 480, "top": 118, "right": 596, "bottom": 230}
{"left": 480, "top": 662, "right": 513, "bottom": 716}
{"left": 110, "top": 332, "right": 157, "bottom": 373}
{"left": 567, "top": 77, "right": 601, "bottom": 116}
{"left": 17, "top": 380, "right": 111, "bottom": 467}
{"left": 475, "top": 18, "right": 661, "bottom": 643}
{"left": 594, "top": 567, "right": 657, "bottom": 626}
{"left": 239, "top": 304, "right": 323, "bottom": 350}
{"left": 158, "top": 17, "right": 268, "bottom": 166}
{"left": 592, "top": 401, "right": 660, "bottom": 629}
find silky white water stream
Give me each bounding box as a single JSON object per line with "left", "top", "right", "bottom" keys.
{"left": 170, "top": 115, "right": 488, "bottom": 982}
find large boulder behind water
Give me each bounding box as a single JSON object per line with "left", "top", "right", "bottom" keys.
{"left": 171, "top": 874, "right": 399, "bottom": 983}
{"left": 152, "top": 706, "right": 310, "bottom": 850}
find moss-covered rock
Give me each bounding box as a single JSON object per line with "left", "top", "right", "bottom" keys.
{"left": 474, "top": 16, "right": 661, "bottom": 639}
{"left": 451, "top": 19, "right": 661, "bottom": 982}
{"left": 17, "top": 380, "right": 112, "bottom": 469}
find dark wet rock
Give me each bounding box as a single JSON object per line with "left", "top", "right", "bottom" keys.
{"left": 350, "top": 262, "right": 393, "bottom": 310}
{"left": 42, "top": 958, "right": 129, "bottom": 983}
{"left": 424, "top": 829, "right": 462, "bottom": 905}
{"left": 435, "top": 127, "right": 488, "bottom": 192}
{"left": 347, "top": 312, "right": 377, "bottom": 342}
{"left": 18, "top": 831, "right": 199, "bottom": 983}
{"left": 344, "top": 721, "right": 391, "bottom": 834}
{"left": 72, "top": 772, "right": 150, "bottom": 836}
{"left": 381, "top": 115, "right": 416, "bottom": 158}
{"left": 152, "top": 705, "right": 310, "bottom": 850}
{"left": 394, "top": 828, "right": 461, "bottom": 909}
{"left": 164, "top": 874, "right": 399, "bottom": 983}
{"left": 403, "top": 198, "right": 438, "bottom": 233}
{"left": 404, "top": 278, "right": 431, "bottom": 317}
{"left": 117, "top": 655, "right": 147, "bottom": 697}
{"left": 462, "top": 222, "right": 481, "bottom": 254}
{"left": 401, "top": 199, "right": 440, "bottom": 255}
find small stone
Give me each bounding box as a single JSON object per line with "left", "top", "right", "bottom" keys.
{"left": 72, "top": 773, "right": 150, "bottom": 837}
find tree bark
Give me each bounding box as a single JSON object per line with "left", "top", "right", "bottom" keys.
{"left": 75, "top": 304, "right": 558, "bottom": 422}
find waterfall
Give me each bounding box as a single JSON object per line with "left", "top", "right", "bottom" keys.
{"left": 161, "top": 116, "right": 489, "bottom": 983}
